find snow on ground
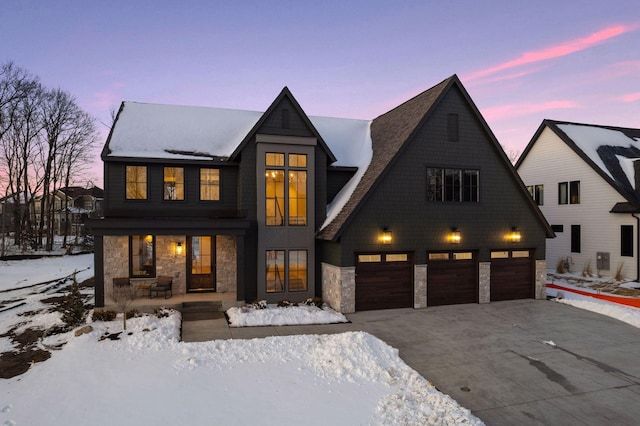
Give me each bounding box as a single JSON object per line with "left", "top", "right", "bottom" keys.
{"left": 546, "top": 280, "right": 640, "bottom": 329}
{"left": 0, "top": 253, "right": 93, "bottom": 291}
{"left": 226, "top": 303, "right": 349, "bottom": 327}
{"left": 0, "top": 255, "right": 483, "bottom": 425}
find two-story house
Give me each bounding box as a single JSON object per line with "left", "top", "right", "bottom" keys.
{"left": 517, "top": 120, "right": 640, "bottom": 281}
{"left": 89, "top": 75, "right": 553, "bottom": 312}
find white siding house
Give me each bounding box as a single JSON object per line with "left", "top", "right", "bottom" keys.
{"left": 517, "top": 120, "right": 640, "bottom": 281}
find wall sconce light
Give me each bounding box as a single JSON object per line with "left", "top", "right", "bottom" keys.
{"left": 508, "top": 227, "right": 521, "bottom": 243}
{"left": 380, "top": 227, "right": 392, "bottom": 244}
{"left": 448, "top": 227, "right": 461, "bottom": 244}
{"left": 175, "top": 241, "right": 184, "bottom": 256}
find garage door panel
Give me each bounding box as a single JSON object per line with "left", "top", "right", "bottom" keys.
{"left": 427, "top": 256, "right": 477, "bottom": 306}
{"left": 355, "top": 253, "right": 413, "bottom": 311}
{"left": 491, "top": 254, "right": 533, "bottom": 301}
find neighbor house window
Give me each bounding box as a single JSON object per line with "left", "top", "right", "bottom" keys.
{"left": 265, "top": 152, "right": 307, "bottom": 226}
{"left": 427, "top": 168, "right": 479, "bottom": 202}
{"left": 163, "top": 167, "right": 184, "bottom": 200}
{"left": 559, "top": 181, "right": 579, "bottom": 204}
{"left": 527, "top": 184, "right": 544, "bottom": 205}
{"left": 130, "top": 235, "right": 155, "bottom": 277}
{"left": 126, "top": 166, "right": 147, "bottom": 200}
{"left": 200, "top": 168, "right": 220, "bottom": 201}
{"left": 571, "top": 225, "right": 581, "bottom": 253}
{"left": 621, "top": 225, "right": 634, "bottom": 257}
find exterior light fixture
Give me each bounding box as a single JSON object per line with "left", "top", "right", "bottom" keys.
{"left": 175, "top": 241, "right": 184, "bottom": 255}
{"left": 380, "top": 228, "right": 392, "bottom": 244}
{"left": 508, "top": 227, "right": 521, "bottom": 243}
{"left": 449, "top": 227, "right": 461, "bottom": 244}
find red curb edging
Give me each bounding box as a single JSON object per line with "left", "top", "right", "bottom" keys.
{"left": 547, "top": 283, "right": 640, "bottom": 308}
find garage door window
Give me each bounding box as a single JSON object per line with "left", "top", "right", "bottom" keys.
{"left": 453, "top": 252, "right": 473, "bottom": 260}
{"left": 428, "top": 253, "right": 450, "bottom": 260}
{"left": 512, "top": 250, "right": 530, "bottom": 258}
{"left": 491, "top": 251, "right": 509, "bottom": 259}
{"left": 386, "top": 254, "right": 408, "bottom": 262}
{"left": 358, "top": 254, "right": 382, "bottom": 263}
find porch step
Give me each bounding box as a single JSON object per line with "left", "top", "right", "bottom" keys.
{"left": 181, "top": 301, "right": 224, "bottom": 322}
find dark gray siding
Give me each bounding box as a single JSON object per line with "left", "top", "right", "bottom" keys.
{"left": 104, "top": 161, "right": 240, "bottom": 218}
{"left": 334, "top": 85, "right": 546, "bottom": 266}
{"left": 327, "top": 167, "right": 357, "bottom": 203}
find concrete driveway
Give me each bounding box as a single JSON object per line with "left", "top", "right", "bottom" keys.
{"left": 349, "top": 300, "right": 640, "bottom": 425}
{"left": 183, "top": 299, "right": 640, "bottom": 425}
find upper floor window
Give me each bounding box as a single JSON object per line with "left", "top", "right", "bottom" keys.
{"left": 163, "top": 167, "right": 184, "bottom": 200}
{"left": 126, "top": 166, "right": 147, "bottom": 200}
{"left": 130, "top": 235, "right": 155, "bottom": 277}
{"left": 526, "top": 184, "right": 544, "bottom": 205}
{"left": 559, "top": 181, "right": 580, "bottom": 204}
{"left": 200, "top": 168, "right": 220, "bottom": 201}
{"left": 265, "top": 152, "right": 307, "bottom": 226}
{"left": 621, "top": 225, "right": 634, "bottom": 257}
{"left": 427, "top": 168, "right": 479, "bottom": 202}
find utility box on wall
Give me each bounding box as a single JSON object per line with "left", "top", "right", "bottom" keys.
{"left": 596, "top": 252, "right": 610, "bottom": 271}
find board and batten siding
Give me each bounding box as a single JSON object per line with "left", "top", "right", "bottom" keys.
{"left": 518, "top": 127, "right": 637, "bottom": 279}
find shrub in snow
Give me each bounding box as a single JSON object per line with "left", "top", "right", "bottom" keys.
{"left": 58, "top": 275, "right": 87, "bottom": 328}
{"left": 303, "top": 297, "right": 323, "bottom": 308}
{"left": 112, "top": 283, "right": 137, "bottom": 330}
{"left": 154, "top": 307, "right": 172, "bottom": 318}
{"left": 249, "top": 300, "right": 268, "bottom": 309}
{"left": 91, "top": 310, "right": 117, "bottom": 322}
{"left": 277, "top": 300, "right": 293, "bottom": 308}
{"left": 125, "top": 309, "right": 141, "bottom": 319}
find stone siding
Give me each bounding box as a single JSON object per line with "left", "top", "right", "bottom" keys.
{"left": 535, "top": 260, "right": 547, "bottom": 300}
{"left": 479, "top": 262, "right": 491, "bottom": 303}
{"left": 322, "top": 263, "right": 355, "bottom": 313}
{"left": 414, "top": 264, "right": 427, "bottom": 308}
{"left": 216, "top": 235, "right": 237, "bottom": 292}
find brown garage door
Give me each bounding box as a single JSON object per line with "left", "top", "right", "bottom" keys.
{"left": 490, "top": 250, "right": 534, "bottom": 301}
{"left": 427, "top": 251, "right": 478, "bottom": 306}
{"left": 355, "top": 253, "right": 413, "bottom": 311}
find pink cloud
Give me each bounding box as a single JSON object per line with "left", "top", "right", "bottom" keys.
{"left": 616, "top": 92, "right": 640, "bottom": 103}
{"left": 90, "top": 82, "right": 125, "bottom": 109}
{"left": 465, "top": 24, "right": 638, "bottom": 82}
{"left": 482, "top": 100, "right": 580, "bottom": 121}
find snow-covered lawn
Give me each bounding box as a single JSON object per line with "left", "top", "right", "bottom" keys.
{"left": 0, "top": 255, "right": 483, "bottom": 425}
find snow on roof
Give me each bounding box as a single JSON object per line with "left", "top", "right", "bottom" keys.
{"left": 616, "top": 155, "right": 637, "bottom": 189}
{"left": 107, "top": 102, "right": 373, "bottom": 228}
{"left": 107, "top": 102, "right": 372, "bottom": 169}
{"left": 557, "top": 123, "right": 640, "bottom": 181}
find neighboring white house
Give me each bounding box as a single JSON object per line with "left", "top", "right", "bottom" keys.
{"left": 516, "top": 120, "right": 640, "bottom": 281}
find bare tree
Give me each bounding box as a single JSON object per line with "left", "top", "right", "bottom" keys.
{"left": 112, "top": 283, "right": 137, "bottom": 331}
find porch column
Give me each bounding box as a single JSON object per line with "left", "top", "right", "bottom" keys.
{"left": 236, "top": 235, "right": 245, "bottom": 302}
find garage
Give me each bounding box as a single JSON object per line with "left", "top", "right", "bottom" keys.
{"left": 427, "top": 251, "right": 478, "bottom": 306}
{"left": 490, "top": 249, "right": 534, "bottom": 301}
{"left": 355, "top": 252, "right": 413, "bottom": 311}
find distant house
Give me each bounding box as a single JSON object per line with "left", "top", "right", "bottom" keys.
{"left": 516, "top": 120, "right": 640, "bottom": 280}
{"left": 33, "top": 186, "right": 104, "bottom": 237}
{"left": 88, "top": 75, "right": 552, "bottom": 312}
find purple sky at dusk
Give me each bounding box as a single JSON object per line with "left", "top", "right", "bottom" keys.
{"left": 2, "top": 0, "right": 639, "bottom": 186}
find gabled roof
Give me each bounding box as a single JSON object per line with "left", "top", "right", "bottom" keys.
{"left": 517, "top": 120, "right": 640, "bottom": 209}
{"left": 229, "top": 87, "right": 337, "bottom": 164}
{"left": 316, "top": 75, "right": 555, "bottom": 241}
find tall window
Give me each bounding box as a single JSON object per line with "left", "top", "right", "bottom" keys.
{"left": 559, "top": 181, "right": 580, "bottom": 204}
{"left": 200, "top": 168, "right": 220, "bottom": 201}
{"left": 130, "top": 235, "right": 155, "bottom": 277}
{"left": 571, "top": 225, "right": 581, "bottom": 253}
{"left": 427, "top": 168, "right": 479, "bottom": 202}
{"left": 265, "top": 249, "right": 307, "bottom": 293}
{"left": 621, "top": 225, "right": 634, "bottom": 257}
{"left": 163, "top": 167, "right": 184, "bottom": 200}
{"left": 527, "top": 184, "right": 544, "bottom": 205}
{"left": 126, "top": 166, "right": 147, "bottom": 200}
{"left": 265, "top": 153, "right": 307, "bottom": 226}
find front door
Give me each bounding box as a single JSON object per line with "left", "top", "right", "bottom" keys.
{"left": 188, "top": 236, "right": 215, "bottom": 291}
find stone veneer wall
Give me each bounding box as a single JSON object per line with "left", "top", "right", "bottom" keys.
{"left": 535, "top": 260, "right": 547, "bottom": 300}
{"left": 479, "top": 262, "right": 491, "bottom": 304}
{"left": 322, "top": 263, "right": 355, "bottom": 314}
{"left": 102, "top": 235, "right": 187, "bottom": 302}
{"left": 216, "top": 235, "right": 237, "bottom": 292}
{"left": 414, "top": 265, "right": 427, "bottom": 308}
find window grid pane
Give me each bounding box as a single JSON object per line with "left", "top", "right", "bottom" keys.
{"left": 288, "top": 170, "right": 307, "bottom": 226}
{"left": 266, "top": 152, "right": 285, "bottom": 167}
{"left": 266, "top": 170, "right": 285, "bottom": 226}
{"left": 289, "top": 250, "right": 307, "bottom": 292}
{"left": 164, "top": 167, "right": 184, "bottom": 200}
{"left": 126, "top": 166, "right": 147, "bottom": 199}
{"left": 200, "top": 168, "right": 220, "bottom": 201}
{"left": 130, "top": 235, "right": 154, "bottom": 277}
{"left": 266, "top": 250, "right": 285, "bottom": 293}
